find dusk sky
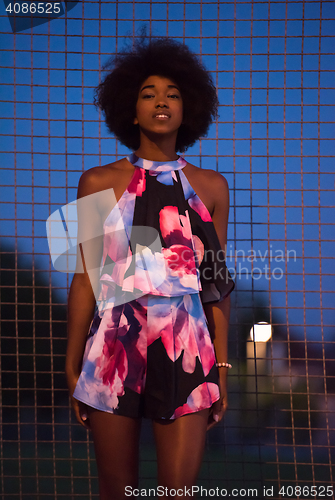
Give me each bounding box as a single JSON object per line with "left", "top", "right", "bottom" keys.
{"left": 1, "top": 0, "right": 334, "bottom": 342}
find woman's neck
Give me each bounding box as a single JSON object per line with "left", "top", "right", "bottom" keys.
{"left": 134, "top": 134, "right": 179, "bottom": 161}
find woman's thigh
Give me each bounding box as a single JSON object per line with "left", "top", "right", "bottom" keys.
{"left": 152, "top": 409, "right": 209, "bottom": 498}
{"left": 88, "top": 409, "right": 141, "bottom": 500}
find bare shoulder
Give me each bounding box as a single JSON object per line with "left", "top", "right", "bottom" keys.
{"left": 77, "top": 158, "right": 133, "bottom": 198}
{"left": 185, "top": 162, "right": 229, "bottom": 190}
{"left": 184, "top": 162, "right": 229, "bottom": 214}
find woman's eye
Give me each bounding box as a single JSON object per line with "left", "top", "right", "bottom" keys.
{"left": 168, "top": 94, "right": 180, "bottom": 99}
{"left": 142, "top": 94, "right": 154, "bottom": 99}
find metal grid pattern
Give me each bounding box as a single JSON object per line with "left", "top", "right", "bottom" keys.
{"left": 0, "top": 0, "right": 334, "bottom": 498}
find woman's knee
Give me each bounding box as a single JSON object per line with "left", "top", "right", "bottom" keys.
{"left": 99, "top": 470, "right": 138, "bottom": 500}
{"left": 157, "top": 468, "right": 197, "bottom": 492}
{"left": 88, "top": 410, "right": 141, "bottom": 499}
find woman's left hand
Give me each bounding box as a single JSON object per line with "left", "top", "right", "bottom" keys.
{"left": 207, "top": 373, "right": 228, "bottom": 430}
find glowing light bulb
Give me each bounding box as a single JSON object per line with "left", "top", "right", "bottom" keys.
{"left": 250, "top": 322, "right": 272, "bottom": 342}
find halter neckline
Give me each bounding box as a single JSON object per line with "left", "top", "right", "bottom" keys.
{"left": 127, "top": 152, "right": 186, "bottom": 172}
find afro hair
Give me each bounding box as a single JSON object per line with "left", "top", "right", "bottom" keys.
{"left": 94, "top": 37, "right": 219, "bottom": 152}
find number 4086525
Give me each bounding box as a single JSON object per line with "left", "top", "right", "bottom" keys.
{"left": 6, "top": 3, "right": 61, "bottom": 14}
{"left": 278, "top": 485, "right": 333, "bottom": 497}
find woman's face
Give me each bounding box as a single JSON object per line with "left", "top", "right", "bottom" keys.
{"left": 134, "top": 75, "right": 183, "bottom": 139}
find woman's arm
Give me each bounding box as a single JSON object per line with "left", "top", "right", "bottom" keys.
{"left": 204, "top": 295, "right": 231, "bottom": 429}
{"left": 202, "top": 171, "right": 231, "bottom": 429}
{"left": 66, "top": 273, "right": 96, "bottom": 428}
{"left": 65, "top": 169, "right": 104, "bottom": 428}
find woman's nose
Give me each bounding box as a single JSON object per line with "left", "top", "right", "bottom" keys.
{"left": 155, "top": 99, "right": 168, "bottom": 108}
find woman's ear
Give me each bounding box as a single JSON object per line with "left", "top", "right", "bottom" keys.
{"left": 133, "top": 117, "right": 139, "bottom": 125}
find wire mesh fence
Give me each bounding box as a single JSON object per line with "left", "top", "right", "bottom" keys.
{"left": 0, "top": 0, "right": 334, "bottom": 498}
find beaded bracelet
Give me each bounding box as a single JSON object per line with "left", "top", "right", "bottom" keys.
{"left": 216, "top": 362, "right": 232, "bottom": 369}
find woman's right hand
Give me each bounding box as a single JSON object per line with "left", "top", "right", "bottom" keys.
{"left": 67, "top": 373, "right": 91, "bottom": 429}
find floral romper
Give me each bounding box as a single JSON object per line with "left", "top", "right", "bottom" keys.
{"left": 73, "top": 153, "right": 234, "bottom": 419}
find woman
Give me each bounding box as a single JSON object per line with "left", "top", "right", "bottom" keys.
{"left": 66, "top": 38, "right": 234, "bottom": 500}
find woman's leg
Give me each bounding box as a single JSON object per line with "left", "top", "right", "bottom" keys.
{"left": 152, "top": 409, "right": 209, "bottom": 500}
{"left": 88, "top": 409, "right": 141, "bottom": 500}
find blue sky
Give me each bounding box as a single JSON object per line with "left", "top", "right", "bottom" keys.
{"left": 0, "top": 0, "right": 334, "bottom": 340}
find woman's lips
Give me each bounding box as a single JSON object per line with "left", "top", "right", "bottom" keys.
{"left": 154, "top": 113, "right": 170, "bottom": 120}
